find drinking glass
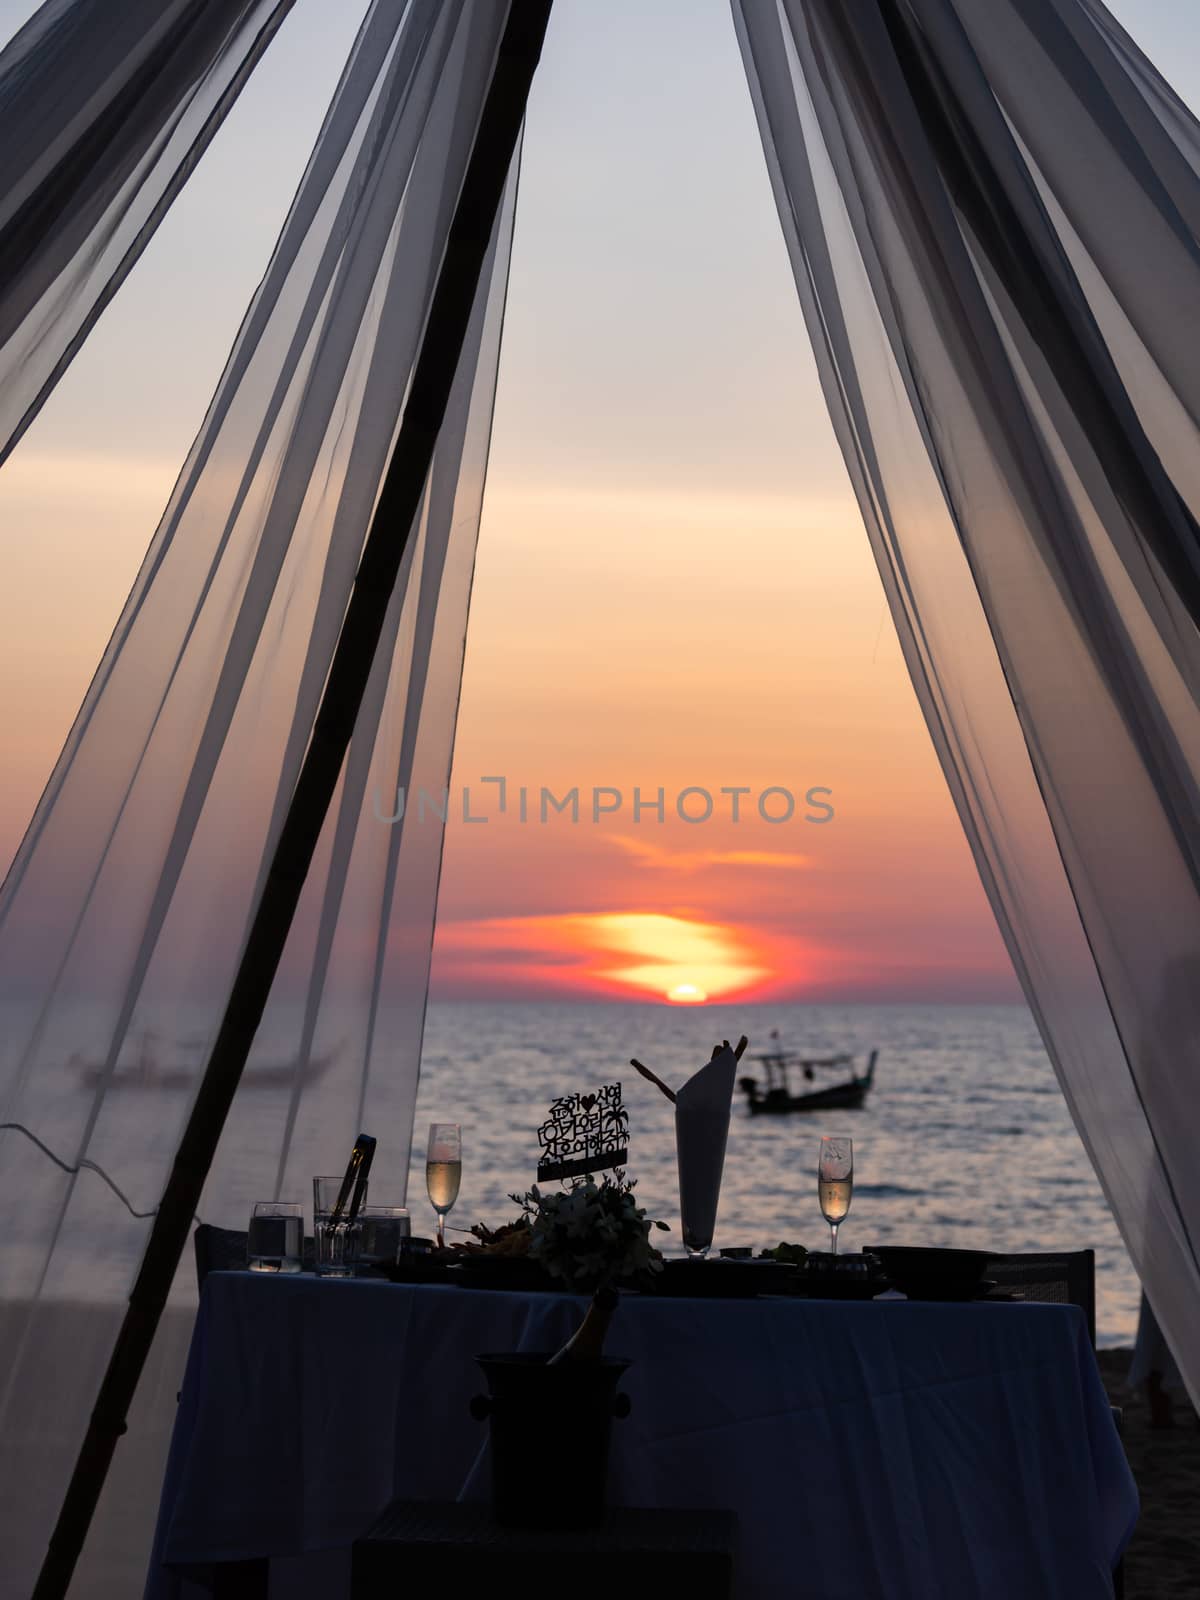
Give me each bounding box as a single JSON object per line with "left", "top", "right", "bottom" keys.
{"left": 681, "top": 1221, "right": 713, "bottom": 1260}
{"left": 247, "top": 1202, "right": 303, "bottom": 1273}
{"left": 425, "top": 1123, "right": 462, "bottom": 1249}
{"left": 359, "top": 1205, "right": 411, "bottom": 1266}
{"left": 817, "top": 1136, "right": 853, "bottom": 1254}
{"left": 313, "top": 1175, "right": 366, "bottom": 1277}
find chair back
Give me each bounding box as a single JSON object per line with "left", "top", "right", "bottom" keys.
{"left": 193, "top": 1224, "right": 248, "bottom": 1290}
{"left": 984, "top": 1249, "right": 1096, "bottom": 1346}
{"left": 863, "top": 1245, "right": 1097, "bottom": 1345}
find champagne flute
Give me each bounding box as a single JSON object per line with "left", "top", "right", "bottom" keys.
{"left": 425, "top": 1123, "right": 462, "bottom": 1249}
{"left": 818, "top": 1135, "right": 853, "bottom": 1254}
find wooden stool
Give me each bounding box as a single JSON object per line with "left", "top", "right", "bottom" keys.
{"left": 352, "top": 1500, "right": 738, "bottom": 1598}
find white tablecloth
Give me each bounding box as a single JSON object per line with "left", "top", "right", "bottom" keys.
{"left": 145, "top": 1272, "right": 1136, "bottom": 1600}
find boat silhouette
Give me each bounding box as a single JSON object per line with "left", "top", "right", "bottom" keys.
{"left": 738, "top": 1033, "right": 878, "bottom": 1114}
{"left": 70, "top": 1031, "right": 336, "bottom": 1091}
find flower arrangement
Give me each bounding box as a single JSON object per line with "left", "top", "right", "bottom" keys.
{"left": 509, "top": 1172, "right": 668, "bottom": 1291}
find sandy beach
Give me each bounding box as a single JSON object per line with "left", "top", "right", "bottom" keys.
{"left": 1098, "top": 1349, "right": 1200, "bottom": 1598}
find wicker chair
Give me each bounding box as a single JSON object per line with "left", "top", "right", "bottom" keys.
{"left": 864, "top": 1246, "right": 1097, "bottom": 1341}
{"left": 192, "top": 1222, "right": 316, "bottom": 1290}
{"left": 983, "top": 1249, "right": 1096, "bottom": 1346}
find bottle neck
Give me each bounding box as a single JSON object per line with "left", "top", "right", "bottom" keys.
{"left": 550, "top": 1285, "right": 618, "bottom": 1364}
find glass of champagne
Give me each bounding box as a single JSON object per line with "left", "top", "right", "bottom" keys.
{"left": 818, "top": 1135, "right": 853, "bottom": 1254}
{"left": 426, "top": 1123, "right": 462, "bottom": 1249}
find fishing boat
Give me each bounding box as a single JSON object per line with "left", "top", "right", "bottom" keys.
{"left": 738, "top": 1037, "right": 878, "bottom": 1115}
{"left": 70, "top": 1031, "right": 336, "bottom": 1091}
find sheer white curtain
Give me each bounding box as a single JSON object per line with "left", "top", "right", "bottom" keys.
{"left": 0, "top": 0, "right": 297, "bottom": 467}
{"left": 735, "top": 0, "right": 1200, "bottom": 1403}
{"left": 0, "top": 1, "right": 517, "bottom": 1589}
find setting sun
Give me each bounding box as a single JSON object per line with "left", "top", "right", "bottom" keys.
{"left": 432, "top": 910, "right": 778, "bottom": 1000}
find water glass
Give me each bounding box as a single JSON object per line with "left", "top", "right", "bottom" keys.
{"left": 359, "top": 1206, "right": 411, "bottom": 1266}
{"left": 313, "top": 1174, "right": 365, "bottom": 1277}
{"left": 247, "top": 1202, "right": 303, "bottom": 1274}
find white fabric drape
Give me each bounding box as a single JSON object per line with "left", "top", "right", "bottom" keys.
{"left": 735, "top": 0, "right": 1200, "bottom": 1404}
{"left": 0, "top": 0, "right": 297, "bottom": 468}
{"left": 0, "top": 1, "right": 517, "bottom": 1589}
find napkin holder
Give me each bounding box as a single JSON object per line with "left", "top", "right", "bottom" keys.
{"left": 675, "top": 1045, "right": 737, "bottom": 1257}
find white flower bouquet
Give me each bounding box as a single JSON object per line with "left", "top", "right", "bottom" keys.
{"left": 510, "top": 1173, "right": 669, "bottom": 1291}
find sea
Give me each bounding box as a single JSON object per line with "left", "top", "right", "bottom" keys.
{"left": 410, "top": 1000, "right": 1141, "bottom": 1346}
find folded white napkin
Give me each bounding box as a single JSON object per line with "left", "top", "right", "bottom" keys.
{"left": 675, "top": 1044, "right": 737, "bottom": 1253}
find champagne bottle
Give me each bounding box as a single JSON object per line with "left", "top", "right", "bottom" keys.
{"left": 547, "top": 1285, "right": 618, "bottom": 1365}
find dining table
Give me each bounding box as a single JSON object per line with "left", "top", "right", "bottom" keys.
{"left": 144, "top": 1269, "right": 1137, "bottom": 1600}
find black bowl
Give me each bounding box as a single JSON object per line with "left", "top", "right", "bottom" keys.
{"left": 869, "top": 1246, "right": 989, "bottom": 1300}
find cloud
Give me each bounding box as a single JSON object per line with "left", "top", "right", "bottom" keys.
{"left": 604, "top": 835, "right": 810, "bottom": 874}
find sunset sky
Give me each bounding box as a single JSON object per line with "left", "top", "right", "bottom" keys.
{"left": 1, "top": 0, "right": 1196, "bottom": 1008}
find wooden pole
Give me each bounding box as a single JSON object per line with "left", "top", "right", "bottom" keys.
{"left": 33, "top": 6, "right": 552, "bottom": 1595}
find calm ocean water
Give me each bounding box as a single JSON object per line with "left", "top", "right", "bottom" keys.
{"left": 410, "top": 1001, "right": 1140, "bottom": 1345}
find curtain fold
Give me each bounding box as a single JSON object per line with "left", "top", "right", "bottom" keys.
{"left": 0, "top": 0, "right": 296, "bottom": 467}
{"left": 0, "top": 1, "right": 518, "bottom": 1589}
{"left": 735, "top": 0, "right": 1200, "bottom": 1405}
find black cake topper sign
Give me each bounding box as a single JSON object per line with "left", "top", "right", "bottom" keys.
{"left": 536, "top": 1081, "right": 629, "bottom": 1181}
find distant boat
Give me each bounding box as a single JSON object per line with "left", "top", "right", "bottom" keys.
{"left": 70, "top": 1031, "right": 336, "bottom": 1091}
{"left": 738, "top": 1036, "right": 878, "bottom": 1115}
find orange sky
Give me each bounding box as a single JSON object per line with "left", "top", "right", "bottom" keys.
{"left": 0, "top": 0, "right": 1025, "bottom": 1008}
{"left": 427, "top": 479, "right": 1015, "bottom": 1004}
